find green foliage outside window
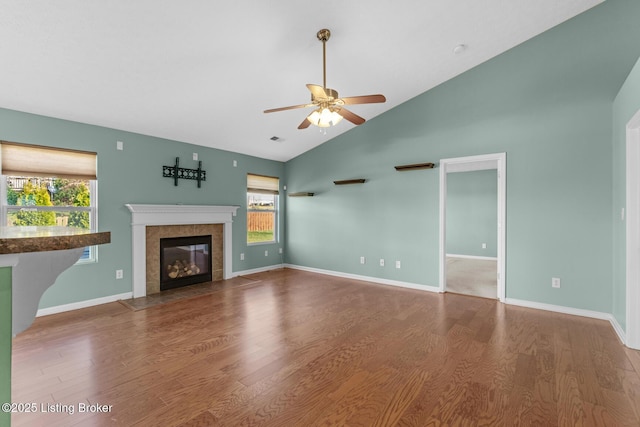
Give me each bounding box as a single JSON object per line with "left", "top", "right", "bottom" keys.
{"left": 12, "top": 181, "right": 56, "bottom": 226}
{"left": 6, "top": 187, "right": 18, "bottom": 205}
{"left": 6, "top": 178, "right": 91, "bottom": 229}
{"left": 54, "top": 179, "right": 90, "bottom": 229}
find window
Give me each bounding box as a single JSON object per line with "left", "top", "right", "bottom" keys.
{"left": 0, "top": 141, "right": 98, "bottom": 262}
{"left": 247, "top": 174, "right": 279, "bottom": 244}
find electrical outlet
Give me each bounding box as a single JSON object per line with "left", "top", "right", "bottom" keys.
{"left": 279, "top": 248, "right": 283, "bottom": 254}
{"left": 395, "top": 260, "right": 401, "bottom": 269}
{"left": 360, "top": 256, "right": 365, "bottom": 264}
{"left": 552, "top": 277, "right": 561, "bottom": 288}
{"left": 240, "top": 253, "right": 244, "bottom": 261}
{"left": 115, "top": 269, "right": 123, "bottom": 279}
{"left": 265, "top": 250, "right": 268, "bottom": 257}
{"left": 233, "top": 160, "right": 237, "bottom": 167}
{"left": 379, "top": 259, "right": 385, "bottom": 267}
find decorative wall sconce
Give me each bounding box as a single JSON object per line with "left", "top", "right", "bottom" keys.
{"left": 163, "top": 157, "right": 207, "bottom": 187}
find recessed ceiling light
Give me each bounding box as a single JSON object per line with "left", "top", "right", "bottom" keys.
{"left": 453, "top": 44, "right": 467, "bottom": 54}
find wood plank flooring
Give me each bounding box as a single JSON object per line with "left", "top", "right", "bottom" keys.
{"left": 11, "top": 268, "right": 640, "bottom": 426}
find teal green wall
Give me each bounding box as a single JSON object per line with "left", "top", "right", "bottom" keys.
{"left": 0, "top": 267, "right": 11, "bottom": 427}
{"left": 0, "top": 108, "right": 285, "bottom": 309}
{"left": 285, "top": 0, "right": 640, "bottom": 312}
{"left": 612, "top": 56, "right": 640, "bottom": 330}
{"left": 446, "top": 170, "right": 497, "bottom": 258}
{"left": 1, "top": 1, "right": 639, "bottom": 320}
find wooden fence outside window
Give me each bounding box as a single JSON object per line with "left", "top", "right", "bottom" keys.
{"left": 247, "top": 211, "right": 274, "bottom": 232}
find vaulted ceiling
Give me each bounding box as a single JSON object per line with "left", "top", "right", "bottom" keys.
{"left": 0, "top": 0, "right": 603, "bottom": 161}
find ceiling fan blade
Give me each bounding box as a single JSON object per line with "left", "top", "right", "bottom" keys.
{"left": 297, "top": 116, "right": 312, "bottom": 129}
{"left": 264, "top": 103, "right": 314, "bottom": 114}
{"left": 338, "top": 108, "right": 366, "bottom": 125}
{"left": 306, "top": 84, "right": 328, "bottom": 99}
{"left": 340, "top": 94, "right": 386, "bottom": 105}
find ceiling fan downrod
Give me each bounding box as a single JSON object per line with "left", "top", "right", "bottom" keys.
{"left": 317, "top": 29, "right": 331, "bottom": 90}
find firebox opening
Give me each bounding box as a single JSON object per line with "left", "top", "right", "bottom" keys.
{"left": 160, "top": 235, "right": 212, "bottom": 291}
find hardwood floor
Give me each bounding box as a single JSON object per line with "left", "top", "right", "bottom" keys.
{"left": 11, "top": 268, "right": 640, "bottom": 426}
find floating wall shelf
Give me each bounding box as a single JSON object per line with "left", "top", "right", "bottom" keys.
{"left": 394, "top": 162, "right": 435, "bottom": 171}
{"left": 288, "top": 192, "right": 315, "bottom": 197}
{"left": 333, "top": 179, "right": 366, "bottom": 185}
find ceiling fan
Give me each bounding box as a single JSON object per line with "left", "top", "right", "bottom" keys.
{"left": 264, "top": 29, "right": 386, "bottom": 129}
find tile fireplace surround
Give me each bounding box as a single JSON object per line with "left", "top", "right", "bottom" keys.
{"left": 126, "top": 204, "right": 239, "bottom": 298}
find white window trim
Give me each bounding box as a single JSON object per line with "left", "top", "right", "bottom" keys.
{"left": 247, "top": 192, "right": 279, "bottom": 245}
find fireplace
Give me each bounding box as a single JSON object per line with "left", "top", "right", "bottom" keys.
{"left": 126, "top": 204, "right": 239, "bottom": 298}
{"left": 160, "top": 235, "right": 212, "bottom": 291}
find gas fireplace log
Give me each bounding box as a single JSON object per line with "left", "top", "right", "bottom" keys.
{"left": 167, "top": 260, "right": 201, "bottom": 279}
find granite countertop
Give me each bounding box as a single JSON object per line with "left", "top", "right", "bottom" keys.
{"left": 0, "top": 226, "right": 111, "bottom": 254}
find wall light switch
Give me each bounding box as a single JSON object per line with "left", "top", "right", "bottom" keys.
{"left": 552, "top": 277, "right": 561, "bottom": 288}
{"left": 360, "top": 256, "right": 365, "bottom": 264}
{"left": 116, "top": 141, "right": 123, "bottom": 151}
{"left": 482, "top": 243, "right": 487, "bottom": 249}
{"left": 279, "top": 248, "right": 283, "bottom": 254}
{"left": 379, "top": 259, "right": 385, "bottom": 267}
{"left": 233, "top": 160, "right": 237, "bottom": 167}
{"left": 193, "top": 153, "right": 198, "bottom": 161}
{"left": 240, "top": 253, "right": 245, "bottom": 261}
{"left": 395, "top": 261, "right": 401, "bottom": 269}
{"left": 265, "top": 250, "right": 268, "bottom": 257}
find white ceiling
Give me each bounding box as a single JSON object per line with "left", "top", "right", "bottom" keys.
{"left": 0, "top": 0, "right": 603, "bottom": 162}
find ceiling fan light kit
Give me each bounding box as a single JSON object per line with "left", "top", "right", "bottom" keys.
{"left": 264, "top": 29, "right": 386, "bottom": 129}
{"left": 307, "top": 107, "right": 343, "bottom": 128}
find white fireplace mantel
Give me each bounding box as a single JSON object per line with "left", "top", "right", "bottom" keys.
{"left": 126, "top": 204, "right": 239, "bottom": 298}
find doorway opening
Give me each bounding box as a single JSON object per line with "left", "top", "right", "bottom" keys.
{"left": 439, "top": 153, "right": 506, "bottom": 301}
{"left": 625, "top": 109, "right": 640, "bottom": 349}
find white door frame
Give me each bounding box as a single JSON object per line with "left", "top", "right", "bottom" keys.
{"left": 625, "top": 109, "right": 640, "bottom": 350}
{"left": 439, "top": 153, "right": 506, "bottom": 301}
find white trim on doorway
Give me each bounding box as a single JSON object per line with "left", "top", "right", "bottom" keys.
{"left": 439, "top": 153, "right": 506, "bottom": 302}
{"left": 625, "top": 109, "right": 640, "bottom": 350}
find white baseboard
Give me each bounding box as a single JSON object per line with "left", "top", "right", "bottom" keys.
{"left": 232, "top": 264, "right": 285, "bottom": 277}
{"left": 609, "top": 315, "right": 627, "bottom": 345}
{"left": 447, "top": 254, "right": 498, "bottom": 261}
{"left": 506, "top": 298, "right": 627, "bottom": 345}
{"left": 36, "top": 292, "right": 133, "bottom": 317}
{"left": 285, "top": 264, "right": 441, "bottom": 293}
